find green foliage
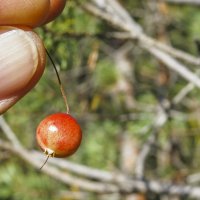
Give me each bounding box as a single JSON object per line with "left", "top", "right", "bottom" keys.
{"left": 79, "top": 120, "right": 119, "bottom": 169}
{"left": 168, "top": 5, "right": 200, "bottom": 54}
{"left": 94, "top": 59, "right": 118, "bottom": 90}
{"left": 0, "top": 161, "right": 64, "bottom": 200}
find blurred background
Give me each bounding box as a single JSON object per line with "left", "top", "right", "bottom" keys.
{"left": 1, "top": 0, "right": 200, "bottom": 199}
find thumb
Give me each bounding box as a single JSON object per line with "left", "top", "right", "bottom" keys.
{"left": 0, "top": 27, "right": 46, "bottom": 114}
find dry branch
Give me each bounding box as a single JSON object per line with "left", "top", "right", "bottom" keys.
{"left": 1, "top": 139, "right": 200, "bottom": 197}
{"left": 82, "top": 0, "right": 200, "bottom": 87}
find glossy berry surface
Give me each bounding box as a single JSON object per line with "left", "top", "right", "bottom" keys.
{"left": 36, "top": 113, "right": 82, "bottom": 158}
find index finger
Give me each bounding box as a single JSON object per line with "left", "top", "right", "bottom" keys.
{"left": 0, "top": 0, "right": 67, "bottom": 28}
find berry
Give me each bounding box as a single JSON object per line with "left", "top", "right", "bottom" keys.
{"left": 36, "top": 113, "right": 82, "bottom": 159}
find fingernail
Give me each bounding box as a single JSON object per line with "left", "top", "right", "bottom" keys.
{"left": 0, "top": 29, "right": 38, "bottom": 98}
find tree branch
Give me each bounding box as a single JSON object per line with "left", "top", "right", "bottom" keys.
{"left": 143, "top": 45, "right": 200, "bottom": 88}
{"left": 82, "top": 0, "right": 200, "bottom": 79}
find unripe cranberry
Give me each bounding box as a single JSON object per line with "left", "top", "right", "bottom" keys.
{"left": 36, "top": 113, "right": 82, "bottom": 159}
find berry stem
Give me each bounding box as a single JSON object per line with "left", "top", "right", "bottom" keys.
{"left": 40, "top": 155, "right": 50, "bottom": 170}
{"left": 46, "top": 49, "right": 70, "bottom": 114}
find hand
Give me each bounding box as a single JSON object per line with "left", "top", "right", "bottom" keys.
{"left": 0, "top": 0, "right": 67, "bottom": 114}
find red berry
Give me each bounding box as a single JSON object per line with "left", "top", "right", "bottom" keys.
{"left": 36, "top": 113, "right": 82, "bottom": 158}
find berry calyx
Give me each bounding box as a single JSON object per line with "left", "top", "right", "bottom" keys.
{"left": 36, "top": 113, "right": 82, "bottom": 169}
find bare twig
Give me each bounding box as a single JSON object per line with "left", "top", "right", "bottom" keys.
{"left": 0, "top": 116, "right": 21, "bottom": 148}
{"left": 139, "top": 34, "right": 200, "bottom": 66}
{"left": 0, "top": 138, "right": 119, "bottom": 193}
{"left": 32, "top": 150, "right": 117, "bottom": 182}
{"left": 82, "top": 1, "right": 200, "bottom": 65}
{"left": 172, "top": 70, "right": 200, "bottom": 104}
{"left": 2, "top": 139, "right": 200, "bottom": 198}
{"left": 83, "top": 0, "right": 200, "bottom": 68}
{"left": 187, "top": 172, "right": 200, "bottom": 184}
{"left": 135, "top": 68, "right": 200, "bottom": 178}
{"left": 173, "top": 84, "right": 194, "bottom": 105}
{"left": 143, "top": 45, "right": 200, "bottom": 88}
{"left": 135, "top": 104, "right": 168, "bottom": 178}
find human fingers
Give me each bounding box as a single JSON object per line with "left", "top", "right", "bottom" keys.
{"left": 0, "top": 0, "right": 49, "bottom": 27}
{"left": 0, "top": 0, "right": 67, "bottom": 28}
{"left": 0, "top": 27, "right": 46, "bottom": 114}
{"left": 0, "top": 0, "right": 67, "bottom": 113}
{"left": 43, "top": 0, "right": 67, "bottom": 24}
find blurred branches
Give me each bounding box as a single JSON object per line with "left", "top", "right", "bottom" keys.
{"left": 83, "top": 0, "right": 200, "bottom": 88}
{"left": 1, "top": 116, "right": 200, "bottom": 198}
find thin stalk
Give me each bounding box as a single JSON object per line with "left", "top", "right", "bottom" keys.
{"left": 40, "top": 155, "right": 50, "bottom": 170}
{"left": 46, "top": 49, "right": 70, "bottom": 114}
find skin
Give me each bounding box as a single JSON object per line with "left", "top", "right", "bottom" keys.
{"left": 0, "top": 0, "right": 67, "bottom": 114}
{"left": 43, "top": 0, "right": 67, "bottom": 24}
{"left": 0, "top": 0, "right": 67, "bottom": 27}
{"left": 0, "top": 26, "right": 46, "bottom": 113}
